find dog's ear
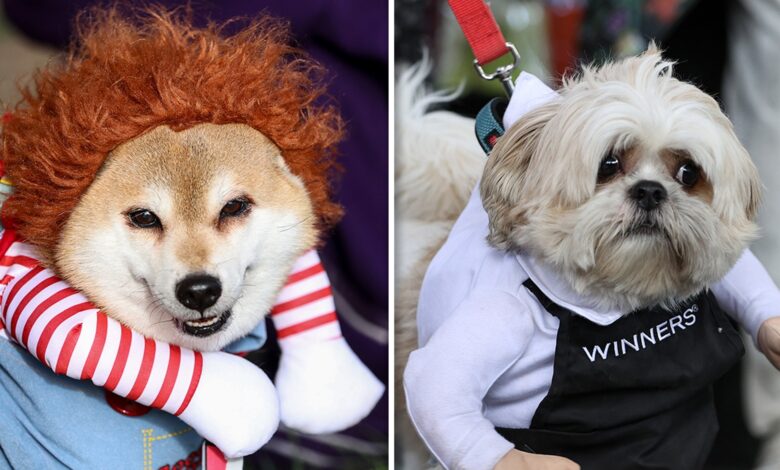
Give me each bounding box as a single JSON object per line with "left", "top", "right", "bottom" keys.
{"left": 723, "top": 129, "right": 762, "bottom": 222}
{"left": 480, "top": 101, "right": 558, "bottom": 250}
{"left": 744, "top": 162, "right": 762, "bottom": 222}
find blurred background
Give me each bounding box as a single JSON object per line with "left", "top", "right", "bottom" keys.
{"left": 396, "top": 0, "right": 780, "bottom": 469}
{"left": 396, "top": 0, "right": 728, "bottom": 113}
{"left": 0, "top": 1, "right": 388, "bottom": 469}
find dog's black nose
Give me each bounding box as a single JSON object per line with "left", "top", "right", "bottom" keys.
{"left": 630, "top": 180, "right": 667, "bottom": 211}
{"left": 176, "top": 274, "right": 222, "bottom": 312}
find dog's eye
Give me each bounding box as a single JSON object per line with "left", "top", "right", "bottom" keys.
{"left": 675, "top": 161, "right": 699, "bottom": 187}
{"left": 128, "top": 209, "right": 161, "bottom": 229}
{"left": 598, "top": 154, "right": 621, "bottom": 181}
{"left": 220, "top": 198, "right": 250, "bottom": 219}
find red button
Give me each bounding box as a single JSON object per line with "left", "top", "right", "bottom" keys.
{"left": 105, "top": 390, "right": 151, "bottom": 417}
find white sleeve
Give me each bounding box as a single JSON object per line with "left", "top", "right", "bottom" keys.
{"left": 712, "top": 249, "right": 780, "bottom": 345}
{"left": 403, "top": 290, "right": 536, "bottom": 470}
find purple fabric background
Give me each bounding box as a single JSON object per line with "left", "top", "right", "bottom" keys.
{"left": 3, "top": 0, "right": 388, "bottom": 466}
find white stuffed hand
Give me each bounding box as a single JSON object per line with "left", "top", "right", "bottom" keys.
{"left": 276, "top": 337, "right": 384, "bottom": 433}
{"left": 179, "top": 352, "right": 279, "bottom": 457}
{"left": 270, "top": 250, "right": 384, "bottom": 434}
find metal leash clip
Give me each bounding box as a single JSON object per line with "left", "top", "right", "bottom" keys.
{"left": 473, "top": 42, "right": 521, "bottom": 97}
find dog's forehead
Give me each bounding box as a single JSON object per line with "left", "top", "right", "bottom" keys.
{"left": 96, "top": 122, "right": 311, "bottom": 224}
{"left": 110, "top": 123, "right": 281, "bottom": 170}
{"left": 103, "top": 123, "right": 287, "bottom": 195}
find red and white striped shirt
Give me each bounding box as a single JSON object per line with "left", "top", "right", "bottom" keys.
{"left": 0, "top": 229, "right": 342, "bottom": 416}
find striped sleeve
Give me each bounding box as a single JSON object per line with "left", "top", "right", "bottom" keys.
{"left": 270, "top": 250, "right": 342, "bottom": 348}
{"left": 0, "top": 229, "right": 339, "bottom": 416}
{"left": 0, "top": 229, "right": 202, "bottom": 416}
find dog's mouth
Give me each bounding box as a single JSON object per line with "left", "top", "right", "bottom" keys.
{"left": 175, "top": 310, "right": 232, "bottom": 337}
{"left": 136, "top": 276, "right": 233, "bottom": 338}
{"left": 629, "top": 224, "right": 660, "bottom": 235}
{"left": 626, "top": 217, "right": 662, "bottom": 236}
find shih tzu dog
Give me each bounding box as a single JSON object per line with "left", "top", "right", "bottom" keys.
{"left": 481, "top": 47, "right": 760, "bottom": 314}
{"left": 402, "top": 47, "right": 780, "bottom": 470}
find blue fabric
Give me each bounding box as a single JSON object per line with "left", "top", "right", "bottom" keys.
{"left": 0, "top": 340, "right": 200, "bottom": 469}
{"left": 223, "top": 321, "right": 266, "bottom": 354}
{"left": 0, "top": 321, "right": 267, "bottom": 469}
{"left": 475, "top": 98, "right": 507, "bottom": 154}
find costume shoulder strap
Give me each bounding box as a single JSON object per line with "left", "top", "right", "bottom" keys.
{"left": 522, "top": 278, "right": 570, "bottom": 318}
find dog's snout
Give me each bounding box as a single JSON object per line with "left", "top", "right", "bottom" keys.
{"left": 630, "top": 180, "right": 667, "bottom": 211}
{"left": 175, "top": 274, "right": 222, "bottom": 312}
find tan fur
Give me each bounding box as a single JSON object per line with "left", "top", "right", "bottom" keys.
{"left": 57, "top": 123, "right": 317, "bottom": 351}
{"left": 481, "top": 102, "right": 559, "bottom": 249}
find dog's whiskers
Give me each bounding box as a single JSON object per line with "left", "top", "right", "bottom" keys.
{"left": 277, "top": 216, "right": 311, "bottom": 232}
{"left": 149, "top": 318, "right": 175, "bottom": 327}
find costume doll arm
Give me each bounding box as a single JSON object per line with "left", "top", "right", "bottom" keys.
{"left": 404, "top": 290, "right": 535, "bottom": 470}
{"left": 711, "top": 249, "right": 780, "bottom": 344}
{"left": 0, "top": 229, "right": 278, "bottom": 458}
{"left": 271, "top": 250, "right": 385, "bottom": 433}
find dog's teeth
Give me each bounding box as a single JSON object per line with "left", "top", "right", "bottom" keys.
{"left": 185, "top": 316, "right": 220, "bottom": 327}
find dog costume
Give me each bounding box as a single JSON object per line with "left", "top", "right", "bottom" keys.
{"left": 0, "top": 8, "right": 383, "bottom": 468}
{"left": 0, "top": 227, "right": 381, "bottom": 467}
{"left": 404, "top": 73, "right": 780, "bottom": 470}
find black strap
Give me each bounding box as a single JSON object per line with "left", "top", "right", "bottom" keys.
{"left": 522, "top": 278, "right": 567, "bottom": 318}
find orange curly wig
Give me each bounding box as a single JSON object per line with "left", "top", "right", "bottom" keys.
{"left": 0, "top": 6, "right": 343, "bottom": 255}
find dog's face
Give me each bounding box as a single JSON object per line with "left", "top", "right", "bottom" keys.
{"left": 57, "top": 123, "right": 317, "bottom": 351}
{"left": 482, "top": 49, "right": 761, "bottom": 312}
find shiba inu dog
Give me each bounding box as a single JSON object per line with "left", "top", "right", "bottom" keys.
{"left": 1, "top": 7, "right": 344, "bottom": 352}
{"left": 56, "top": 123, "right": 318, "bottom": 351}
{"left": 0, "top": 7, "right": 383, "bottom": 467}
{"left": 0, "top": 5, "right": 384, "bottom": 468}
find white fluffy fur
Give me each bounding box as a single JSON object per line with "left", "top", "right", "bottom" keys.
{"left": 395, "top": 59, "right": 485, "bottom": 224}
{"left": 482, "top": 46, "right": 762, "bottom": 313}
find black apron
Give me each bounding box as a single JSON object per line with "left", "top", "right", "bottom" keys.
{"left": 496, "top": 279, "right": 744, "bottom": 470}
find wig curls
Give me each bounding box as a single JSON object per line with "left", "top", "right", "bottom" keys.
{"left": 1, "top": 6, "right": 344, "bottom": 254}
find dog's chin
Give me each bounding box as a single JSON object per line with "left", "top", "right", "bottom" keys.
{"left": 523, "top": 203, "right": 752, "bottom": 313}
{"left": 575, "top": 229, "right": 703, "bottom": 311}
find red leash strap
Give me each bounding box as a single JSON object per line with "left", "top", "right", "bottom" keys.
{"left": 447, "top": 0, "right": 520, "bottom": 96}
{"left": 448, "top": 0, "right": 508, "bottom": 65}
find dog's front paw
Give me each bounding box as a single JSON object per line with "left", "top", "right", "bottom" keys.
{"left": 275, "top": 338, "right": 384, "bottom": 434}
